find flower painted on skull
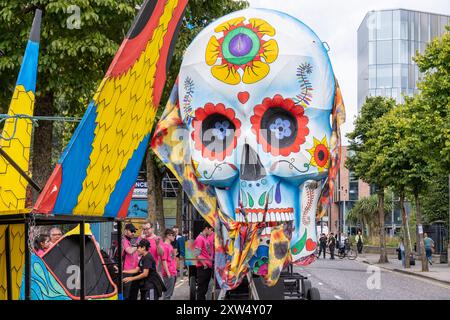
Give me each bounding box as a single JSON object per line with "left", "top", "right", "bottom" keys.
{"left": 251, "top": 95, "right": 309, "bottom": 157}
{"left": 307, "top": 136, "right": 330, "bottom": 172}
{"left": 270, "top": 118, "right": 292, "bottom": 139}
{"left": 192, "top": 102, "right": 241, "bottom": 161}
{"left": 205, "top": 17, "right": 279, "bottom": 85}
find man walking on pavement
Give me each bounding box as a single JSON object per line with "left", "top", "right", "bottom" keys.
{"left": 355, "top": 230, "right": 364, "bottom": 254}
{"left": 423, "top": 233, "right": 435, "bottom": 265}
{"left": 194, "top": 222, "right": 214, "bottom": 300}
{"left": 318, "top": 233, "right": 327, "bottom": 259}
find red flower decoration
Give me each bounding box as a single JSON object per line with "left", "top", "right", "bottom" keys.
{"left": 151, "top": 124, "right": 168, "bottom": 149}
{"left": 191, "top": 103, "right": 241, "bottom": 161}
{"left": 250, "top": 95, "right": 309, "bottom": 156}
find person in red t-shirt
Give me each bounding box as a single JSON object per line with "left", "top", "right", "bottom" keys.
{"left": 194, "top": 222, "right": 214, "bottom": 300}
{"left": 138, "top": 221, "right": 164, "bottom": 273}
{"left": 162, "top": 229, "right": 177, "bottom": 300}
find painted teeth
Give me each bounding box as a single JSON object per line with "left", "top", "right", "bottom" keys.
{"left": 236, "top": 211, "right": 295, "bottom": 223}
{"left": 261, "top": 227, "right": 272, "bottom": 235}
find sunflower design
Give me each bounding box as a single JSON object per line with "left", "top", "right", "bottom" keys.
{"left": 307, "top": 136, "right": 330, "bottom": 172}
{"left": 205, "top": 17, "right": 279, "bottom": 85}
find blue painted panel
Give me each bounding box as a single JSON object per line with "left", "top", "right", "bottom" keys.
{"left": 104, "top": 134, "right": 150, "bottom": 217}
{"left": 53, "top": 102, "right": 97, "bottom": 214}
{"left": 16, "top": 40, "right": 39, "bottom": 92}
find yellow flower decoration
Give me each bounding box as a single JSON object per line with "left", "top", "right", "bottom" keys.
{"left": 205, "top": 17, "right": 279, "bottom": 85}
{"left": 307, "top": 136, "right": 330, "bottom": 172}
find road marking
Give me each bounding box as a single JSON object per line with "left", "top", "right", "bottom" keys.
{"left": 175, "top": 278, "right": 187, "bottom": 288}
{"left": 307, "top": 274, "right": 311, "bottom": 277}
{"left": 318, "top": 282, "right": 323, "bottom": 286}
{"left": 334, "top": 295, "right": 343, "bottom": 300}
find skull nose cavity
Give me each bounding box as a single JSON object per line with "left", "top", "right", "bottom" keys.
{"left": 240, "top": 144, "right": 266, "bottom": 181}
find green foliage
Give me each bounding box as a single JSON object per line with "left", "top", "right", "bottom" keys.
{"left": 346, "top": 96, "right": 396, "bottom": 187}
{"left": 421, "top": 174, "right": 449, "bottom": 225}
{"left": 347, "top": 193, "right": 393, "bottom": 235}
{"left": 412, "top": 26, "right": 450, "bottom": 173}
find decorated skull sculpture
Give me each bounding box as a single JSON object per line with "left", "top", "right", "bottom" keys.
{"left": 154, "top": 8, "right": 344, "bottom": 288}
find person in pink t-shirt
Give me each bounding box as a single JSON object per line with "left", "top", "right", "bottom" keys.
{"left": 161, "top": 229, "right": 177, "bottom": 300}
{"left": 34, "top": 234, "right": 49, "bottom": 257}
{"left": 138, "top": 222, "right": 164, "bottom": 273}
{"left": 122, "top": 223, "right": 139, "bottom": 300}
{"left": 194, "top": 222, "right": 214, "bottom": 300}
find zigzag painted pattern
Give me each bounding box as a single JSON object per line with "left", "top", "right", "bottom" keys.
{"left": 73, "top": 0, "right": 180, "bottom": 215}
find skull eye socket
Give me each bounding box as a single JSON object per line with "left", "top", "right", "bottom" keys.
{"left": 251, "top": 95, "right": 309, "bottom": 157}
{"left": 260, "top": 107, "right": 297, "bottom": 149}
{"left": 202, "top": 114, "right": 236, "bottom": 153}
{"left": 192, "top": 103, "right": 241, "bottom": 161}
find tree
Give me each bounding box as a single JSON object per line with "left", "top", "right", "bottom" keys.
{"left": 145, "top": 0, "right": 248, "bottom": 229}
{"left": 346, "top": 96, "right": 396, "bottom": 263}
{"left": 408, "top": 27, "right": 450, "bottom": 266}
{"left": 0, "top": 0, "right": 142, "bottom": 189}
{"left": 422, "top": 174, "right": 449, "bottom": 224}
{"left": 347, "top": 194, "right": 393, "bottom": 238}
{"left": 365, "top": 104, "right": 432, "bottom": 269}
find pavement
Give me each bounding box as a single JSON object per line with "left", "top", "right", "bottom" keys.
{"left": 356, "top": 252, "right": 450, "bottom": 285}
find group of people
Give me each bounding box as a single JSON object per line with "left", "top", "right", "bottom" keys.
{"left": 317, "top": 230, "right": 364, "bottom": 259}
{"left": 33, "top": 227, "right": 63, "bottom": 257}
{"left": 119, "top": 221, "right": 216, "bottom": 300}
{"left": 120, "top": 222, "right": 187, "bottom": 300}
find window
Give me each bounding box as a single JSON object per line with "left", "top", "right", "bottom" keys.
{"left": 377, "top": 64, "right": 393, "bottom": 88}
{"left": 393, "top": 64, "right": 408, "bottom": 88}
{"left": 393, "top": 40, "right": 409, "bottom": 64}
{"left": 369, "top": 41, "right": 376, "bottom": 65}
{"left": 420, "top": 13, "right": 429, "bottom": 43}
{"left": 377, "top": 11, "right": 393, "bottom": 40}
{"left": 393, "top": 10, "right": 409, "bottom": 39}
{"left": 377, "top": 40, "right": 392, "bottom": 64}
{"left": 369, "top": 65, "right": 376, "bottom": 89}
{"left": 430, "top": 15, "right": 439, "bottom": 40}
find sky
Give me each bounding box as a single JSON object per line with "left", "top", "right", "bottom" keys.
{"left": 247, "top": 0, "right": 450, "bottom": 145}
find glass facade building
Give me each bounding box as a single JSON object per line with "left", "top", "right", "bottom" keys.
{"left": 357, "top": 9, "right": 449, "bottom": 111}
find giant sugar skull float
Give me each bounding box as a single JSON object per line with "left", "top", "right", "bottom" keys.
{"left": 153, "top": 8, "right": 345, "bottom": 290}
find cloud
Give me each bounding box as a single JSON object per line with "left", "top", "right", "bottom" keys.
{"left": 247, "top": 0, "right": 450, "bottom": 144}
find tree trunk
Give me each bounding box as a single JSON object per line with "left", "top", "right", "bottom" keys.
{"left": 414, "top": 190, "right": 429, "bottom": 272}
{"left": 146, "top": 149, "right": 166, "bottom": 234}
{"left": 31, "top": 93, "right": 54, "bottom": 202}
{"left": 400, "top": 193, "right": 411, "bottom": 268}
{"left": 154, "top": 166, "right": 165, "bottom": 234}
{"left": 146, "top": 148, "right": 157, "bottom": 226}
{"left": 378, "top": 188, "right": 389, "bottom": 263}
{"left": 176, "top": 183, "right": 183, "bottom": 228}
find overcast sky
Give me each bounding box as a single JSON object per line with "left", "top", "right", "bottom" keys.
{"left": 247, "top": 0, "right": 450, "bottom": 145}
